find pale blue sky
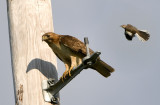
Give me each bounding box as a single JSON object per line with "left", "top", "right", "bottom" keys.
{"left": 0, "top": 0, "right": 160, "bottom": 105}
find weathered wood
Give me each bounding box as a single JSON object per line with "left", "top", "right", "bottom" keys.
{"left": 6, "top": 0, "right": 58, "bottom": 105}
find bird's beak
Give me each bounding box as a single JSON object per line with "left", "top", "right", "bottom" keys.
{"left": 120, "top": 25, "right": 125, "bottom": 28}
{"left": 42, "top": 35, "right": 48, "bottom": 41}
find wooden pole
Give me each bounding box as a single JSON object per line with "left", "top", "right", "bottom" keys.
{"left": 6, "top": 0, "right": 58, "bottom": 105}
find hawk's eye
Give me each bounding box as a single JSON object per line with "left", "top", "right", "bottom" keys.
{"left": 46, "top": 35, "right": 50, "bottom": 38}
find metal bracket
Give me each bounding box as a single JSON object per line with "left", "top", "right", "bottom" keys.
{"left": 42, "top": 37, "right": 101, "bottom": 104}
{"left": 42, "top": 78, "right": 59, "bottom": 104}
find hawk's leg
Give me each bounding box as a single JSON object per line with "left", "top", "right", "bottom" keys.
{"left": 68, "top": 66, "right": 74, "bottom": 77}
{"left": 76, "top": 58, "right": 82, "bottom": 66}
{"left": 68, "top": 56, "right": 77, "bottom": 76}
{"left": 60, "top": 64, "right": 69, "bottom": 81}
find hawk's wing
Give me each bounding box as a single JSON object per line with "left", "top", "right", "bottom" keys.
{"left": 60, "top": 35, "right": 94, "bottom": 56}
{"left": 60, "top": 35, "right": 114, "bottom": 77}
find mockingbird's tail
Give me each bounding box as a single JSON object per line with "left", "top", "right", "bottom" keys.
{"left": 136, "top": 30, "right": 150, "bottom": 41}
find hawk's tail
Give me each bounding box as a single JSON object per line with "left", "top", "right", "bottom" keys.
{"left": 92, "top": 59, "right": 114, "bottom": 78}
{"left": 136, "top": 30, "right": 150, "bottom": 41}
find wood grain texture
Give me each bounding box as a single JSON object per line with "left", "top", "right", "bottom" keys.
{"left": 7, "top": 0, "right": 58, "bottom": 105}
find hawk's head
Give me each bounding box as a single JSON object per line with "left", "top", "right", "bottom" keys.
{"left": 42, "top": 32, "right": 59, "bottom": 44}
{"left": 121, "top": 25, "right": 126, "bottom": 29}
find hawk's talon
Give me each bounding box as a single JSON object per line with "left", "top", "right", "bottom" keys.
{"left": 60, "top": 76, "right": 64, "bottom": 82}
{"left": 60, "top": 70, "right": 68, "bottom": 82}
{"left": 60, "top": 66, "right": 75, "bottom": 81}
{"left": 68, "top": 66, "right": 74, "bottom": 77}
{"left": 68, "top": 70, "right": 71, "bottom": 77}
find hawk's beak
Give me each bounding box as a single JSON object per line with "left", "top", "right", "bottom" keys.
{"left": 42, "top": 35, "right": 48, "bottom": 41}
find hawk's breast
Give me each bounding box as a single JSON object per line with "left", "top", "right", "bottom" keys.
{"left": 50, "top": 43, "right": 81, "bottom": 64}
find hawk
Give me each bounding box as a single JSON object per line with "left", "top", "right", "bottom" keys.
{"left": 42, "top": 32, "right": 114, "bottom": 80}
{"left": 121, "top": 24, "right": 150, "bottom": 41}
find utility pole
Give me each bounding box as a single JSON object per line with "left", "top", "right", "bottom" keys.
{"left": 6, "top": 0, "right": 58, "bottom": 105}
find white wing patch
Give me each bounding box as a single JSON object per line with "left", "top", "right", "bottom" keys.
{"left": 126, "top": 31, "right": 133, "bottom": 36}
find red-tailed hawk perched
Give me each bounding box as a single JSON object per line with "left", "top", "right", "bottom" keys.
{"left": 121, "top": 24, "right": 150, "bottom": 41}
{"left": 42, "top": 32, "right": 114, "bottom": 80}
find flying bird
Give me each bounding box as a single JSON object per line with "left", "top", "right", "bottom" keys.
{"left": 121, "top": 24, "right": 150, "bottom": 41}
{"left": 42, "top": 32, "right": 114, "bottom": 80}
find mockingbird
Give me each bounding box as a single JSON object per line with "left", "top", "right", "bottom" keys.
{"left": 121, "top": 24, "right": 150, "bottom": 41}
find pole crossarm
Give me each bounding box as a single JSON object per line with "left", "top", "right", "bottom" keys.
{"left": 42, "top": 37, "right": 101, "bottom": 104}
